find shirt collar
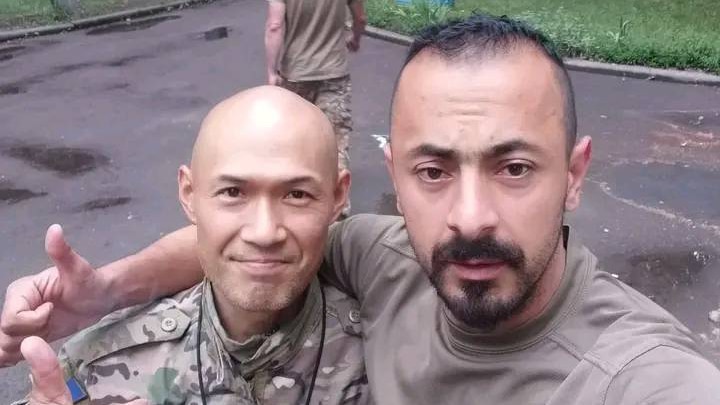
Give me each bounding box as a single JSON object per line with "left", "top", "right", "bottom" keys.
{"left": 202, "top": 277, "right": 323, "bottom": 377}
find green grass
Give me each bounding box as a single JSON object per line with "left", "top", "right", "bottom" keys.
{"left": 0, "top": 0, "right": 60, "bottom": 28}
{"left": 367, "top": 0, "right": 720, "bottom": 74}
{"left": 0, "top": 0, "right": 174, "bottom": 29}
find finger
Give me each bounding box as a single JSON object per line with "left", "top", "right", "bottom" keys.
{"left": 2, "top": 301, "right": 54, "bottom": 336}
{"left": 0, "top": 345, "right": 22, "bottom": 367}
{"left": 45, "top": 224, "right": 90, "bottom": 279}
{"left": 22, "top": 336, "right": 72, "bottom": 404}
{"left": 1, "top": 279, "right": 35, "bottom": 326}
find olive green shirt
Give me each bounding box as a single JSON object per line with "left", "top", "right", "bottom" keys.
{"left": 323, "top": 214, "right": 720, "bottom": 404}
{"left": 270, "top": 0, "right": 353, "bottom": 81}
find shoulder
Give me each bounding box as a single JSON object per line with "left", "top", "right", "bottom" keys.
{"left": 604, "top": 345, "right": 720, "bottom": 404}
{"left": 60, "top": 283, "right": 202, "bottom": 378}
{"left": 330, "top": 214, "right": 410, "bottom": 258}
{"left": 331, "top": 214, "right": 405, "bottom": 244}
{"left": 574, "top": 274, "right": 720, "bottom": 403}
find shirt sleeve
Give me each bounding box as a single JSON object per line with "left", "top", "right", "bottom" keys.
{"left": 321, "top": 215, "right": 399, "bottom": 303}
{"left": 604, "top": 345, "right": 720, "bottom": 404}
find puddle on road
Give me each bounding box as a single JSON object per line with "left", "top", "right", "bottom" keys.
{"left": 376, "top": 193, "right": 400, "bottom": 216}
{"left": 0, "top": 188, "right": 47, "bottom": 204}
{"left": 204, "top": 26, "right": 229, "bottom": 41}
{"left": 0, "top": 45, "right": 25, "bottom": 62}
{"left": 102, "top": 82, "right": 130, "bottom": 91}
{"left": 86, "top": 15, "right": 181, "bottom": 35}
{"left": 104, "top": 54, "right": 150, "bottom": 67}
{"left": 2, "top": 144, "right": 110, "bottom": 177}
{"left": 75, "top": 196, "right": 131, "bottom": 212}
{"left": 618, "top": 247, "right": 716, "bottom": 306}
{"left": 605, "top": 161, "right": 720, "bottom": 221}
{"left": 0, "top": 84, "right": 26, "bottom": 96}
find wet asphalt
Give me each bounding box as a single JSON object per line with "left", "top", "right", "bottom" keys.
{"left": 1, "top": 0, "right": 720, "bottom": 399}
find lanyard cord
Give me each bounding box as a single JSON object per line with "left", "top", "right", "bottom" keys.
{"left": 196, "top": 287, "right": 327, "bottom": 405}
{"left": 197, "top": 297, "right": 209, "bottom": 405}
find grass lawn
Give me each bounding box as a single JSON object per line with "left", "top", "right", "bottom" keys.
{"left": 367, "top": 0, "right": 720, "bottom": 74}
{"left": 0, "top": 0, "right": 174, "bottom": 29}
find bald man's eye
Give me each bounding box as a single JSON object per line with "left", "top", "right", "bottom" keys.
{"left": 219, "top": 187, "right": 242, "bottom": 198}
{"left": 285, "top": 190, "right": 312, "bottom": 200}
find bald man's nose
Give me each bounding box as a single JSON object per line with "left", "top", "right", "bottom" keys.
{"left": 240, "top": 199, "right": 288, "bottom": 247}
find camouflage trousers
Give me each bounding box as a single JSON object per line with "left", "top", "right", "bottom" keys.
{"left": 281, "top": 75, "right": 352, "bottom": 171}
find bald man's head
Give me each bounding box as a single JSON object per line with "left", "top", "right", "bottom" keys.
{"left": 191, "top": 85, "right": 337, "bottom": 180}
{"left": 177, "top": 85, "right": 350, "bottom": 318}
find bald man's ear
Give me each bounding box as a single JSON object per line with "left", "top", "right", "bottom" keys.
{"left": 383, "top": 145, "right": 403, "bottom": 215}
{"left": 565, "top": 136, "right": 592, "bottom": 212}
{"left": 178, "top": 165, "right": 197, "bottom": 224}
{"left": 332, "top": 169, "right": 351, "bottom": 221}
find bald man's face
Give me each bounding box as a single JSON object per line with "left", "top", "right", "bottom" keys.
{"left": 180, "top": 96, "right": 347, "bottom": 313}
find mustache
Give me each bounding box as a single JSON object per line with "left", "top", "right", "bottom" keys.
{"left": 432, "top": 235, "right": 525, "bottom": 270}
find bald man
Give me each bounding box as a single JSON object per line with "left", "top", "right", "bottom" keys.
{"left": 12, "top": 86, "right": 371, "bottom": 405}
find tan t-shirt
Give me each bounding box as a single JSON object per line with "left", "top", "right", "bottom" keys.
{"left": 322, "top": 214, "right": 720, "bottom": 404}
{"left": 271, "top": 0, "right": 351, "bottom": 81}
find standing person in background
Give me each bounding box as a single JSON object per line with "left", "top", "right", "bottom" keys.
{"left": 265, "top": 0, "right": 366, "bottom": 215}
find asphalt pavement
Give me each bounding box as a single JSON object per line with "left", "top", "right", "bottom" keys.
{"left": 1, "top": 0, "right": 719, "bottom": 399}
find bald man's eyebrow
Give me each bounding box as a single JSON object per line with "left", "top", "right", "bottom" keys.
{"left": 216, "top": 175, "right": 249, "bottom": 185}
{"left": 285, "top": 175, "right": 323, "bottom": 188}
{"left": 216, "top": 174, "right": 322, "bottom": 187}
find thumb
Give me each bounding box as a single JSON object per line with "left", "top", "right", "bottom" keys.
{"left": 45, "top": 224, "right": 90, "bottom": 279}
{"left": 22, "top": 336, "right": 72, "bottom": 405}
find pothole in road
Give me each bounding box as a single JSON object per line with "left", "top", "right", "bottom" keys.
{"left": 204, "top": 26, "right": 229, "bottom": 41}
{"left": 86, "top": 15, "right": 181, "bottom": 35}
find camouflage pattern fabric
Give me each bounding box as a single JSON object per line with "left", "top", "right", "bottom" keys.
{"left": 280, "top": 75, "right": 352, "bottom": 172}
{"left": 15, "top": 277, "right": 371, "bottom": 405}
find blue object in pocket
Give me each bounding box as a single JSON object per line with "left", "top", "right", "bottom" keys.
{"left": 66, "top": 377, "right": 88, "bottom": 403}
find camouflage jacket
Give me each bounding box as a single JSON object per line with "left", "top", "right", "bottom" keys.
{"left": 19, "top": 277, "right": 371, "bottom": 405}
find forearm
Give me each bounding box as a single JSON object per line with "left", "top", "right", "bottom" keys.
{"left": 350, "top": 0, "right": 367, "bottom": 40}
{"left": 264, "top": 24, "right": 284, "bottom": 77}
{"left": 101, "top": 225, "right": 203, "bottom": 311}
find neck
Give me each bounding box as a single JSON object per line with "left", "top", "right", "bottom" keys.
{"left": 212, "top": 288, "right": 306, "bottom": 343}
{"left": 494, "top": 236, "right": 567, "bottom": 334}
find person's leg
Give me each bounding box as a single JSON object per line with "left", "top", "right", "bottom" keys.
{"left": 314, "top": 75, "right": 352, "bottom": 172}
{"left": 314, "top": 75, "right": 353, "bottom": 216}
{"left": 279, "top": 79, "right": 319, "bottom": 103}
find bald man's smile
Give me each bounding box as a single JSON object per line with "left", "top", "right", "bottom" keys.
{"left": 229, "top": 254, "right": 295, "bottom": 279}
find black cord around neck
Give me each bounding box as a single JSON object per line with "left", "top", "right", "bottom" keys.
{"left": 305, "top": 286, "right": 326, "bottom": 405}
{"left": 197, "top": 299, "right": 208, "bottom": 405}
{"left": 196, "top": 287, "right": 327, "bottom": 405}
